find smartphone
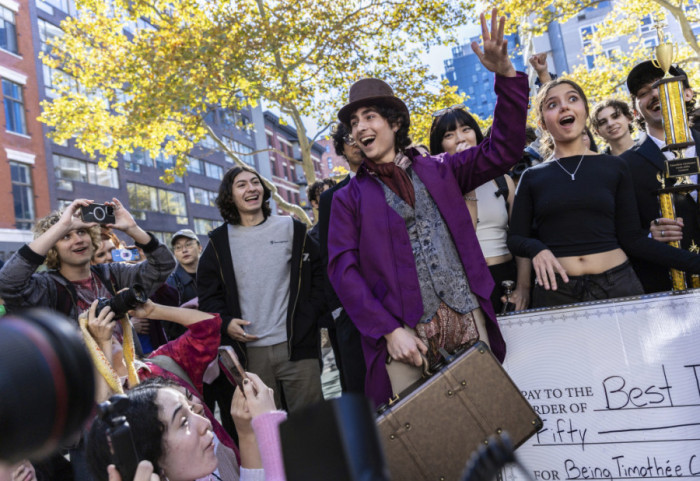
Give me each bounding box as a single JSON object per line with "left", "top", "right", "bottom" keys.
{"left": 81, "top": 204, "right": 115, "bottom": 224}
{"left": 218, "top": 345, "right": 248, "bottom": 390}
{"left": 111, "top": 248, "right": 141, "bottom": 262}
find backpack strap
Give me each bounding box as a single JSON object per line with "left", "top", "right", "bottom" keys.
{"left": 493, "top": 175, "right": 510, "bottom": 213}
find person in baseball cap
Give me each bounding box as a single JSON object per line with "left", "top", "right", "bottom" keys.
{"left": 167, "top": 229, "right": 202, "bottom": 309}
{"left": 171, "top": 228, "right": 199, "bottom": 246}
{"left": 327, "top": 8, "right": 529, "bottom": 407}
{"left": 619, "top": 60, "right": 700, "bottom": 294}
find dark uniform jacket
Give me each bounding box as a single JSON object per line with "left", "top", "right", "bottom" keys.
{"left": 620, "top": 132, "right": 700, "bottom": 293}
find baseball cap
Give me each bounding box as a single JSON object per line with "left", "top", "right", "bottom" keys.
{"left": 626, "top": 60, "right": 691, "bottom": 96}
{"left": 171, "top": 229, "right": 199, "bottom": 246}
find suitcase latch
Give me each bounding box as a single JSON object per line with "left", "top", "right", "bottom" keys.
{"left": 446, "top": 380, "right": 467, "bottom": 397}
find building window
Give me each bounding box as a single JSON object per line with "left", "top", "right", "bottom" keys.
{"left": 3, "top": 79, "right": 26, "bottom": 135}
{"left": 38, "top": 19, "right": 63, "bottom": 54}
{"left": 640, "top": 15, "right": 655, "bottom": 33}
{"left": 205, "top": 162, "right": 223, "bottom": 179}
{"left": 54, "top": 154, "right": 120, "bottom": 191}
{"left": 42, "top": 65, "right": 78, "bottom": 98}
{"left": 0, "top": 6, "right": 18, "bottom": 54}
{"left": 37, "top": 0, "right": 75, "bottom": 14}
{"left": 189, "top": 186, "right": 217, "bottom": 207}
{"left": 193, "top": 217, "right": 221, "bottom": 234}
{"left": 127, "top": 182, "right": 188, "bottom": 224}
{"left": 644, "top": 37, "right": 659, "bottom": 48}
{"left": 580, "top": 25, "right": 596, "bottom": 47}
{"left": 10, "top": 162, "right": 34, "bottom": 230}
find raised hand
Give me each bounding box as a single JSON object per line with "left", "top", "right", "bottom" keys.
{"left": 105, "top": 198, "right": 137, "bottom": 233}
{"left": 60, "top": 198, "right": 98, "bottom": 231}
{"left": 471, "top": 8, "right": 516, "bottom": 78}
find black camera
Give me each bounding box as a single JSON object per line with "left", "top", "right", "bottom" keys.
{"left": 97, "top": 395, "right": 139, "bottom": 481}
{"left": 0, "top": 309, "right": 95, "bottom": 464}
{"left": 96, "top": 284, "right": 148, "bottom": 318}
{"left": 81, "top": 204, "right": 115, "bottom": 224}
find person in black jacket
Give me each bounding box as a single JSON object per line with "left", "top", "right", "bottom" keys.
{"left": 198, "top": 165, "right": 325, "bottom": 412}
{"left": 620, "top": 61, "right": 700, "bottom": 293}
{"left": 318, "top": 122, "right": 366, "bottom": 393}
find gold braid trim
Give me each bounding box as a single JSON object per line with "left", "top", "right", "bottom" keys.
{"left": 121, "top": 314, "right": 140, "bottom": 388}
{"left": 79, "top": 313, "right": 140, "bottom": 394}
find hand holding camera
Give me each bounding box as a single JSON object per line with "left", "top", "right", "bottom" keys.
{"left": 97, "top": 395, "right": 140, "bottom": 481}
{"left": 88, "top": 300, "right": 117, "bottom": 344}
{"left": 60, "top": 198, "right": 99, "bottom": 231}
{"left": 80, "top": 198, "right": 150, "bottom": 245}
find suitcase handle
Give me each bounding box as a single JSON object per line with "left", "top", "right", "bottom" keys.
{"left": 386, "top": 353, "right": 432, "bottom": 378}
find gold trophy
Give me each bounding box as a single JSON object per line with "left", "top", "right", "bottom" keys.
{"left": 652, "top": 21, "right": 700, "bottom": 290}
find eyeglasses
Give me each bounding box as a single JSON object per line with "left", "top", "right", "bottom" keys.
{"left": 173, "top": 240, "right": 198, "bottom": 252}
{"left": 343, "top": 134, "right": 356, "bottom": 146}
{"left": 432, "top": 104, "right": 467, "bottom": 118}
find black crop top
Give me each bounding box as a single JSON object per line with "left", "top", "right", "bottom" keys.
{"left": 507, "top": 154, "right": 700, "bottom": 273}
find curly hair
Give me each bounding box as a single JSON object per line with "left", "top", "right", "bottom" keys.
{"left": 33, "top": 211, "right": 101, "bottom": 270}
{"left": 331, "top": 122, "right": 350, "bottom": 156}
{"left": 216, "top": 165, "right": 272, "bottom": 225}
{"left": 306, "top": 178, "right": 337, "bottom": 206}
{"left": 342, "top": 102, "right": 412, "bottom": 155}
{"left": 591, "top": 98, "right": 635, "bottom": 135}
{"left": 87, "top": 384, "right": 165, "bottom": 481}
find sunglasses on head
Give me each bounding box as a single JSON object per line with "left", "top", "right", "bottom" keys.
{"left": 432, "top": 104, "right": 467, "bottom": 117}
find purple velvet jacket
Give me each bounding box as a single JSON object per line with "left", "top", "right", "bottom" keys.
{"left": 327, "top": 73, "right": 529, "bottom": 407}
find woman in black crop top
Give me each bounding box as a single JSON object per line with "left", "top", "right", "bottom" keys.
{"left": 507, "top": 78, "right": 700, "bottom": 308}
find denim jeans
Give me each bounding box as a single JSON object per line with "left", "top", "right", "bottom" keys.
{"left": 532, "top": 261, "right": 644, "bottom": 308}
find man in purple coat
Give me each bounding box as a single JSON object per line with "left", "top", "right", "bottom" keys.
{"left": 327, "top": 9, "right": 530, "bottom": 407}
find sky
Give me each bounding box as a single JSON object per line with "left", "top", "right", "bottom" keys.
{"left": 272, "top": 23, "right": 482, "bottom": 137}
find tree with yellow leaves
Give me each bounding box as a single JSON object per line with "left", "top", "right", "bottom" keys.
{"left": 40, "top": 0, "right": 476, "bottom": 223}
{"left": 492, "top": 0, "right": 699, "bottom": 113}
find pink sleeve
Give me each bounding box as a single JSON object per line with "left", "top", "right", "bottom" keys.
{"left": 148, "top": 315, "right": 221, "bottom": 394}
{"left": 251, "top": 411, "right": 288, "bottom": 481}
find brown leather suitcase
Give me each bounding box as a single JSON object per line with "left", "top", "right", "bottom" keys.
{"left": 375, "top": 341, "right": 542, "bottom": 481}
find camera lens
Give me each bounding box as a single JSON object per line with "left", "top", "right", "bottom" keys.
{"left": 93, "top": 206, "right": 106, "bottom": 222}
{"left": 0, "top": 309, "right": 95, "bottom": 463}
{"left": 109, "top": 284, "right": 148, "bottom": 318}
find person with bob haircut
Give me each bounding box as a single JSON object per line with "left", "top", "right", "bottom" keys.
{"left": 591, "top": 98, "right": 636, "bottom": 156}
{"left": 198, "top": 165, "right": 325, "bottom": 413}
{"left": 327, "top": 8, "right": 528, "bottom": 407}
{"left": 506, "top": 77, "right": 700, "bottom": 308}
{"left": 87, "top": 374, "right": 287, "bottom": 481}
{"left": 429, "top": 106, "right": 531, "bottom": 313}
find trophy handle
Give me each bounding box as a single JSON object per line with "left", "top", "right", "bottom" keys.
{"left": 652, "top": 58, "right": 660, "bottom": 69}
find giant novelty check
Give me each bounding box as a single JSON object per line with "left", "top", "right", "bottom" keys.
{"left": 500, "top": 290, "right": 700, "bottom": 481}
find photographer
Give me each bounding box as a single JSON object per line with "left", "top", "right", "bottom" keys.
{"left": 84, "top": 299, "right": 287, "bottom": 481}
{"left": 0, "top": 198, "right": 175, "bottom": 324}
{"left": 87, "top": 374, "right": 286, "bottom": 481}
{"left": 84, "top": 298, "right": 241, "bottom": 461}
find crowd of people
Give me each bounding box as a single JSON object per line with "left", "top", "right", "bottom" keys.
{"left": 1, "top": 7, "right": 700, "bottom": 481}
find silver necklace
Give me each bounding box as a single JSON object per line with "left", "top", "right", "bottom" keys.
{"left": 552, "top": 154, "right": 585, "bottom": 181}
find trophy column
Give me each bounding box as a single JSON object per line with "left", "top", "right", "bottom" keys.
{"left": 651, "top": 23, "right": 700, "bottom": 290}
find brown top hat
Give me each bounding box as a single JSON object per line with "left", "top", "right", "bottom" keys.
{"left": 337, "top": 78, "right": 410, "bottom": 124}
